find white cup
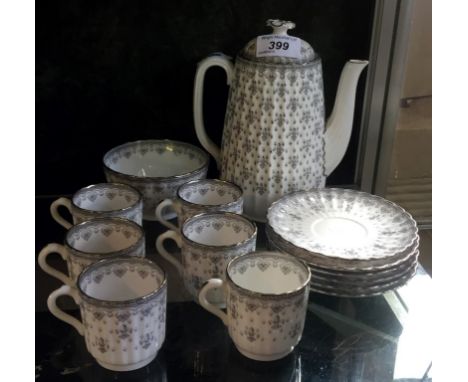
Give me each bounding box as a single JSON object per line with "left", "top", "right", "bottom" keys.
{"left": 156, "top": 212, "right": 256, "bottom": 305}
{"left": 199, "top": 251, "right": 311, "bottom": 361}
{"left": 38, "top": 217, "right": 145, "bottom": 285}
{"left": 155, "top": 179, "right": 243, "bottom": 231}
{"left": 51, "top": 183, "right": 143, "bottom": 229}
{"left": 47, "top": 257, "right": 167, "bottom": 371}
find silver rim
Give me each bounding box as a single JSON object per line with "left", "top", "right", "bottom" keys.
{"left": 102, "top": 139, "right": 209, "bottom": 181}
{"left": 266, "top": 221, "right": 420, "bottom": 272}
{"left": 65, "top": 217, "right": 145, "bottom": 259}
{"left": 236, "top": 54, "right": 322, "bottom": 68}
{"left": 71, "top": 183, "right": 143, "bottom": 214}
{"left": 176, "top": 179, "right": 243, "bottom": 208}
{"left": 77, "top": 257, "right": 167, "bottom": 307}
{"left": 181, "top": 212, "right": 257, "bottom": 250}
{"left": 226, "top": 251, "right": 311, "bottom": 299}
{"left": 267, "top": 187, "right": 419, "bottom": 261}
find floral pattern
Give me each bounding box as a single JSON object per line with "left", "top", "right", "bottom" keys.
{"left": 179, "top": 203, "right": 243, "bottom": 227}
{"left": 266, "top": 213, "right": 420, "bottom": 297}
{"left": 228, "top": 252, "right": 309, "bottom": 288}
{"left": 266, "top": 223, "right": 419, "bottom": 272}
{"left": 78, "top": 259, "right": 167, "bottom": 368}
{"left": 218, "top": 55, "right": 326, "bottom": 220}
{"left": 183, "top": 214, "right": 255, "bottom": 240}
{"left": 73, "top": 205, "right": 142, "bottom": 227}
{"left": 267, "top": 188, "right": 418, "bottom": 261}
{"left": 65, "top": 219, "right": 145, "bottom": 282}
{"left": 71, "top": 183, "right": 143, "bottom": 226}
{"left": 179, "top": 214, "right": 257, "bottom": 304}
{"left": 181, "top": 238, "right": 256, "bottom": 304}
{"left": 175, "top": 180, "right": 243, "bottom": 225}
{"left": 224, "top": 253, "right": 310, "bottom": 359}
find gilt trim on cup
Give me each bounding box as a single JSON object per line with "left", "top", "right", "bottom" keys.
{"left": 180, "top": 212, "right": 257, "bottom": 251}
{"left": 226, "top": 251, "right": 311, "bottom": 299}
{"left": 64, "top": 217, "right": 145, "bottom": 260}
{"left": 77, "top": 257, "right": 167, "bottom": 308}
{"left": 71, "top": 183, "right": 143, "bottom": 214}
{"left": 176, "top": 179, "right": 243, "bottom": 209}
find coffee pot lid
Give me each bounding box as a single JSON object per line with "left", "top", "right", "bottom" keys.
{"left": 239, "top": 19, "right": 317, "bottom": 65}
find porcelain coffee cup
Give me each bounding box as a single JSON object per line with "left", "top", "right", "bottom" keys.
{"left": 103, "top": 140, "right": 209, "bottom": 221}
{"left": 47, "top": 257, "right": 167, "bottom": 371}
{"left": 50, "top": 183, "right": 143, "bottom": 229}
{"left": 199, "top": 251, "right": 311, "bottom": 361}
{"left": 155, "top": 179, "right": 243, "bottom": 231}
{"left": 38, "top": 217, "right": 145, "bottom": 285}
{"left": 156, "top": 212, "right": 257, "bottom": 305}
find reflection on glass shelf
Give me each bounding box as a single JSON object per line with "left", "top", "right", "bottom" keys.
{"left": 392, "top": 267, "right": 432, "bottom": 380}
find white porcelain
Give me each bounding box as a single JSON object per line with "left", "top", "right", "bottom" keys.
{"left": 50, "top": 183, "right": 143, "bottom": 229}
{"left": 267, "top": 188, "right": 418, "bottom": 261}
{"left": 103, "top": 140, "right": 209, "bottom": 220}
{"left": 156, "top": 212, "right": 257, "bottom": 305}
{"left": 47, "top": 257, "right": 166, "bottom": 371}
{"left": 307, "top": 260, "right": 419, "bottom": 298}
{"left": 155, "top": 179, "right": 243, "bottom": 231}
{"left": 199, "top": 251, "right": 311, "bottom": 361}
{"left": 267, "top": 222, "right": 420, "bottom": 272}
{"left": 193, "top": 19, "right": 368, "bottom": 221}
{"left": 38, "top": 217, "right": 145, "bottom": 285}
{"left": 308, "top": 250, "right": 419, "bottom": 286}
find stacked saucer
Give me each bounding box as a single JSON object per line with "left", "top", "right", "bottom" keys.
{"left": 266, "top": 188, "right": 419, "bottom": 297}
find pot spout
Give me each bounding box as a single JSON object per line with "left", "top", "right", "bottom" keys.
{"left": 324, "top": 59, "right": 368, "bottom": 176}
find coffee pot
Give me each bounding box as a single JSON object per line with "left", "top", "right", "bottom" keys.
{"left": 193, "top": 19, "right": 368, "bottom": 221}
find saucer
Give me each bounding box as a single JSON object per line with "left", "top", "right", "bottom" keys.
{"left": 267, "top": 188, "right": 418, "bottom": 261}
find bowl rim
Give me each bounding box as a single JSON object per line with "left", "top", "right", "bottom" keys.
{"left": 102, "top": 139, "right": 210, "bottom": 181}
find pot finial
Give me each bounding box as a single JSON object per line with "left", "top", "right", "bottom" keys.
{"left": 266, "top": 19, "right": 295, "bottom": 35}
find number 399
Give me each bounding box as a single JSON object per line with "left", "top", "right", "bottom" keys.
{"left": 268, "top": 41, "right": 289, "bottom": 50}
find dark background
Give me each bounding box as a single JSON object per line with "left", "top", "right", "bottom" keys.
{"left": 36, "top": 0, "right": 374, "bottom": 309}
{"left": 36, "top": 0, "right": 374, "bottom": 195}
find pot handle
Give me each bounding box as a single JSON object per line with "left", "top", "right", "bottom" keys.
{"left": 193, "top": 53, "right": 234, "bottom": 169}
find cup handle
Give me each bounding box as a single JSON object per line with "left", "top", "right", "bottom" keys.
{"left": 155, "top": 230, "right": 184, "bottom": 275}
{"left": 38, "top": 243, "right": 73, "bottom": 286}
{"left": 47, "top": 285, "right": 85, "bottom": 336}
{"left": 50, "top": 197, "right": 73, "bottom": 229}
{"left": 155, "top": 199, "right": 179, "bottom": 231}
{"left": 199, "top": 279, "right": 229, "bottom": 326}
